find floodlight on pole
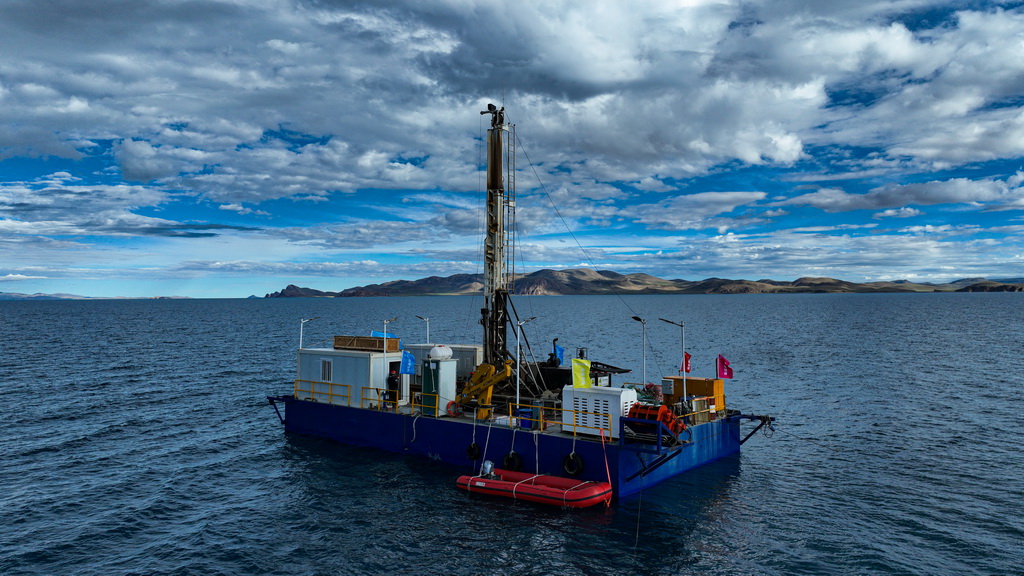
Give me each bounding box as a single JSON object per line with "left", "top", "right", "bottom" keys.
{"left": 415, "top": 315, "right": 430, "bottom": 344}
{"left": 659, "top": 317, "right": 687, "bottom": 404}
{"left": 515, "top": 316, "right": 536, "bottom": 408}
{"left": 299, "top": 316, "right": 320, "bottom": 349}
{"left": 382, "top": 317, "right": 398, "bottom": 390}
{"left": 631, "top": 316, "right": 647, "bottom": 385}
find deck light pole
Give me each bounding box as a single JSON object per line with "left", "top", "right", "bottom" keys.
{"left": 515, "top": 316, "right": 536, "bottom": 408}
{"left": 631, "top": 316, "right": 647, "bottom": 385}
{"left": 299, "top": 316, "right": 320, "bottom": 349}
{"left": 659, "top": 318, "right": 686, "bottom": 404}
{"left": 382, "top": 317, "right": 398, "bottom": 389}
{"left": 415, "top": 315, "right": 430, "bottom": 344}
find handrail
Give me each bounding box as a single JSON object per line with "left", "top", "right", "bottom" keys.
{"left": 293, "top": 380, "right": 720, "bottom": 431}
{"left": 361, "top": 386, "right": 397, "bottom": 412}
{"left": 508, "top": 402, "right": 612, "bottom": 438}
{"left": 504, "top": 395, "right": 722, "bottom": 436}
{"left": 681, "top": 395, "right": 721, "bottom": 424}
{"left": 294, "top": 379, "right": 351, "bottom": 406}
{"left": 412, "top": 392, "right": 440, "bottom": 416}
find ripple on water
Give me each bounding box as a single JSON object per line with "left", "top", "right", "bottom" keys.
{"left": 1, "top": 295, "right": 1022, "bottom": 575}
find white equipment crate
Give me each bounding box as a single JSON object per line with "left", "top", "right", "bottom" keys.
{"left": 561, "top": 385, "right": 637, "bottom": 440}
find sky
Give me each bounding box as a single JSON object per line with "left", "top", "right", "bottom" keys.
{"left": 3, "top": 0, "right": 1024, "bottom": 298}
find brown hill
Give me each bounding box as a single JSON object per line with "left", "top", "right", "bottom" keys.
{"left": 263, "top": 269, "right": 1024, "bottom": 297}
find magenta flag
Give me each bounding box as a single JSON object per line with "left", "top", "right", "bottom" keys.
{"left": 717, "top": 354, "right": 733, "bottom": 379}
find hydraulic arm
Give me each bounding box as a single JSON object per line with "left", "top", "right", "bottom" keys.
{"left": 456, "top": 360, "right": 513, "bottom": 419}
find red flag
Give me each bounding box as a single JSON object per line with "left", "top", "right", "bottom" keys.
{"left": 717, "top": 354, "right": 733, "bottom": 379}
{"left": 681, "top": 352, "right": 692, "bottom": 374}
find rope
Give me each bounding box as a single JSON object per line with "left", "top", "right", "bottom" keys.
{"left": 533, "top": 430, "right": 540, "bottom": 474}
{"left": 479, "top": 419, "right": 494, "bottom": 475}
{"left": 509, "top": 424, "right": 518, "bottom": 466}
{"left": 773, "top": 425, "right": 839, "bottom": 452}
{"left": 517, "top": 130, "right": 641, "bottom": 322}
{"left": 518, "top": 129, "right": 686, "bottom": 377}
{"left": 599, "top": 429, "right": 612, "bottom": 507}
{"left": 411, "top": 413, "right": 420, "bottom": 444}
{"left": 513, "top": 474, "right": 541, "bottom": 501}
{"left": 560, "top": 479, "right": 591, "bottom": 508}
{"left": 633, "top": 454, "right": 645, "bottom": 550}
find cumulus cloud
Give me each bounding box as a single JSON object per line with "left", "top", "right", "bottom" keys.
{"left": 780, "top": 176, "right": 1024, "bottom": 212}
{"left": 874, "top": 207, "right": 923, "bottom": 219}
{"left": 3, "top": 0, "right": 1024, "bottom": 294}
{"left": 632, "top": 191, "right": 769, "bottom": 231}
{"left": 2, "top": 1, "right": 1021, "bottom": 190}
{"left": 0, "top": 176, "right": 263, "bottom": 238}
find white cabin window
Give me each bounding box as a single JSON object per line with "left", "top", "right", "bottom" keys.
{"left": 321, "top": 359, "right": 333, "bottom": 382}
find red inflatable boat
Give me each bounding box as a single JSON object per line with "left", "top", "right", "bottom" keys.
{"left": 456, "top": 468, "right": 612, "bottom": 508}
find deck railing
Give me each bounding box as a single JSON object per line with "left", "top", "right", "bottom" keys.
{"left": 294, "top": 379, "right": 351, "bottom": 406}
{"left": 683, "top": 395, "right": 721, "bottom": 424}
{"left": 360, "top": 386, "right": 394, "bottom": 411}
{"left": 411, "top": 392, "right": 441, "bottom": 416}
{"left": 506, "top": 395, "right": 723, "bottom": 437}
{"left": 292, "top": 382, "right": 722, "bottom": 433}
{"left": 507, "top": 402, "right": 612, "bottom": 437}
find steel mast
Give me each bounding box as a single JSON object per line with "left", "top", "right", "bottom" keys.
{"left": 480, "top": 103, "right": 512, "bottom": 366}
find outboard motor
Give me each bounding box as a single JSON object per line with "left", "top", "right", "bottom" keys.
{"left": 481, "top": 459, "right": 495, "bottom": 478}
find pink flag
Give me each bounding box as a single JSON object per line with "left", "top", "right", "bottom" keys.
{"left": 681, "top": 352, "right": 692, "bottom": 374}
{"left": 717, "top": 354, "right": 733, "bottom": 379}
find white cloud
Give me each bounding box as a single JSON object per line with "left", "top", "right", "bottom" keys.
{"left": 781, "top": 176, "right": 1024, "bottom": 212}
{"left": 873, "top": 207, "right": 923, "bottom": 219}
{"left": 3, "top": 1, "right": 1024, "bottom": 295}
{"left": 632, "top": 191, "right": 768, "bottom": 231}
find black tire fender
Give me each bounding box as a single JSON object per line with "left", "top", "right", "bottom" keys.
{"left": 503, "top": 451, "right": 523, "bottom": 471}
{"left": 562, "top": 452, "right": 584, "bottom": 476}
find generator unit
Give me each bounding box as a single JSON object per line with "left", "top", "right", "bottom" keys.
{"left": 560, "top": 385, "right": 637, "bottom": 440}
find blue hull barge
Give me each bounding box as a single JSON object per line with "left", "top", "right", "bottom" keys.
{"left": 268, "top": 105, "right": 772, "bottom": 500}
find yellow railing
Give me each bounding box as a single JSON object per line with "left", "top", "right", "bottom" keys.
{"left": 507, "top": 402, "right": 612, "bottom": 437}
{"left": 684, "top": 395, "right": 721, "bottom": 424}
{"left": 294, "top": 379, "right": 351, "bottom": 406}
{"left": 503, "top": 396, "right": 724, "bottom": 436}
{"left": 361, "top": 386, "right": 395, "bottom": 412}
{"left": 412, "top": 393, "right": 441, "bottom": 416}
{"left": 293, "top": 381, "right": 722, "bottom": 430}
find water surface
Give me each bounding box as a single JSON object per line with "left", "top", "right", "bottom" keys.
{"left": 1, "top": 294, "right": 1021, "bottom": 575}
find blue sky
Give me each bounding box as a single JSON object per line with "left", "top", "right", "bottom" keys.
{"left": 3, "top": 1, "right": 1024, "bottom": 298}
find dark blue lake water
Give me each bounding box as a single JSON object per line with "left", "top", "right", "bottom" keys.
{"left": 2, "top": 294, "right": 1021, "bottom": 575}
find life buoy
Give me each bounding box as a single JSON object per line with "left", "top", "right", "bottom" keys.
{"left": 562, "top": 452, "right": 584, "bottom": 476}
{"left": 503, "top": 451, "right": 523, "bottom": 471}
{"left": 466, "top": 442, "right": 481, "bottom": 460}
{"left": 447, "top": 401, "right": 463, "bottom": 417}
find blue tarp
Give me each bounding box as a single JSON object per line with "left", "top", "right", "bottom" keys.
{"left": 370, "top": 330, "right": 403, "bottom": 350}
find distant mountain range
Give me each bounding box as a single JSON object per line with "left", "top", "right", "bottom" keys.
{"left": 264, "top": 268, "right": 1024, "bottom": 297}
{"left": 0, "top": 292, "right": 189, "bottom": 301}
{"left": 4, "top": 269, "right": 1020, "bottom": 301}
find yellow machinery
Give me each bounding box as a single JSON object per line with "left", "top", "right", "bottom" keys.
{"left": 456, "top": 360, "right": 512, "bottom": 419}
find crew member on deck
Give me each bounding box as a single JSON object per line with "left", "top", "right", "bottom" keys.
{"left": 386, "top": 370, "right": 399, "bottom": 405}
